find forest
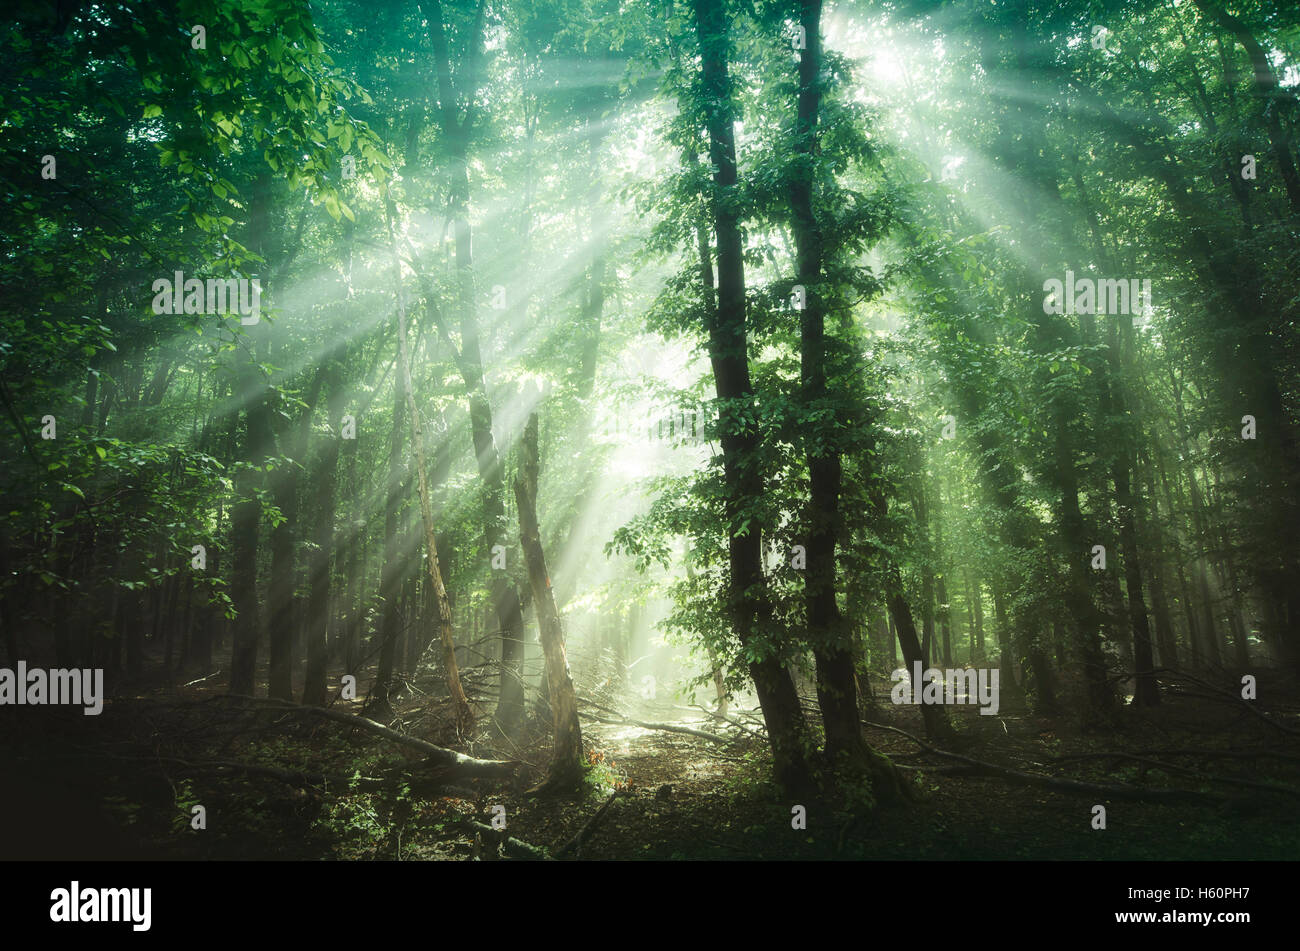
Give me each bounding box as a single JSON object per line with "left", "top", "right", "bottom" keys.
{"left": 2, "top": 0, "right": 1299, "bottom": 864}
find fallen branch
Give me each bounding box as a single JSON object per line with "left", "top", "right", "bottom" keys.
{"left": 79, "top": 750, "right": 485, "bottom": 797}
{"left": 181, "top": 671, "right": 223, "bottom": 688}
{"left": 1049, "top": 748, "right": 1300, "bottom": 765}
{"left": 462, "top": 821, "right": 552, "bottom": 861}
{"left": 687, "top": 704, "right": 764, "bottom": 739}
{"left": 1157, "top": 668, "right": 1300, "bottom": 737}
{"left": 220, "top": 695, "right": 519, "bottom": 779}
{"left": 578, "top": 707, "right": 732, "bottom": 745}
{"left": 554, "top": 792, "right": 620, "bottom": 858}
{"left": 1036, "top": 751, "right": 1300, "bottom": 800}
{"left": 94, "top": 753, "right": 346, "bottom": 790}
{"left": 864, "top": 721, "right": 1227, "bottom": 805}
{"left": 578, "top": 697, "right": 733, "bottom": 744}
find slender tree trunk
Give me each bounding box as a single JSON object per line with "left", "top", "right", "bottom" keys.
{"left": 515, "top": 413, "right": 584, "bottom": 792}
{"left": 932, "top": 486, "right": 953, "bottom": 668}
{"left": 229, "top": 346, "right": 273, "bottom": 696}
{"left": 884, "top": 603, "right": 898, "bottom": 670}
{"left": 420, "top": 0, "right": 526, "bottom": 734}
{"left": 936, "top": 573, "right": 953, "bottom": 669}
{"left": 1104, "top": 321, "right": 1159, "bottom": 706}
{"left": 1140, "top": 452, "right": 1179, "bottom": 669}
{"left": 267, "top": 462, "right": 295, "bottom": 701}
{"left": 916, "top": 488, "right": 937, "bottom": 668}
{"left": 370, "top": 384, "right": 407, "bottom": 718}
{"left": 967, "top": 571, "right": 985, "bottom": 663}
{"left": 884, "top": 564, "right": 956, "bottom": 743}
{"left": 303, "top": 353, "right": 344, "bottom": 706}
{"left": 992, "top": 586, "right": 1022, "bottom": 704}
{"left": 229, "top": 173, "right": 275, "bottom": 697}
{"left": 390, "top": 201, "right": 472, "bottom": 731}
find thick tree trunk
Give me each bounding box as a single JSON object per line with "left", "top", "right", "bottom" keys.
{"left": 692, "top": 0, "right": 813, "bottom": 797}
{"left": 789, "top": 0, "right": 874, "bottom": 771}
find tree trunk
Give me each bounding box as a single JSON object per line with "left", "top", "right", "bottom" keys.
{"left": 229, "top": 344, "right": 273, "bottom": 696}
{"left": 303, "top": 352, "right": 344, "bottom": 706}
{"left": 229, "top": 173, "right": 275, "bottom": 697}
{"left": 370, "top": 383, "right": 407, "bottom": 718}
{"left": 1192, "top": 0, "right": 1300, "bottom": 214}
{"left": 789, "top": 0, "right": 877, "bottom": 774}
{"left": 883, "top": 564, "right": 956, "bottom": 743}
{"left": 390, "top": 197, "right": 472, "bottom": 732}
{"left": 692, "top": 0, "right": 813, "bottom": 797}
{"left": 1104, "top": 320, "right": 1159, "bottom": 706}
{"left": 420, "top": 0, "right": 526, "bottom": 735}
{"left": 514, "top": 413, "right": 584, "bottom": 793}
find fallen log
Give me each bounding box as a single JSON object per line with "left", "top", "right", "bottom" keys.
{"left": 686, "top": 704, "right": 764, "bottom": 739}
{"left": 1156, "top": 668, "right": 1300, "bottom": 737}
{"left": 1053, "top": 748, "right": 1300, "bottom": 765}
{"left": 463, "top": 821, "right": 552, "bottom": 861}
{"left": 89, "top": 753, "right": 343, "bottom": 789}
{"left": 577, "top": 698, "right": 732, "bottom": 745}
{"left": 1037, "top": 751, "right": 1300, "bottom": 799}
{"left": 221, "top": 695, "right": 519, "bottom": 779}
{"left": 864, "top": 720, "right": 1229, "bottom": 805}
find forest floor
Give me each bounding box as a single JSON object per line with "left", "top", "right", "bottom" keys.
{"left": 4, "top": 655, "right": 1299, "bottom": 861}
